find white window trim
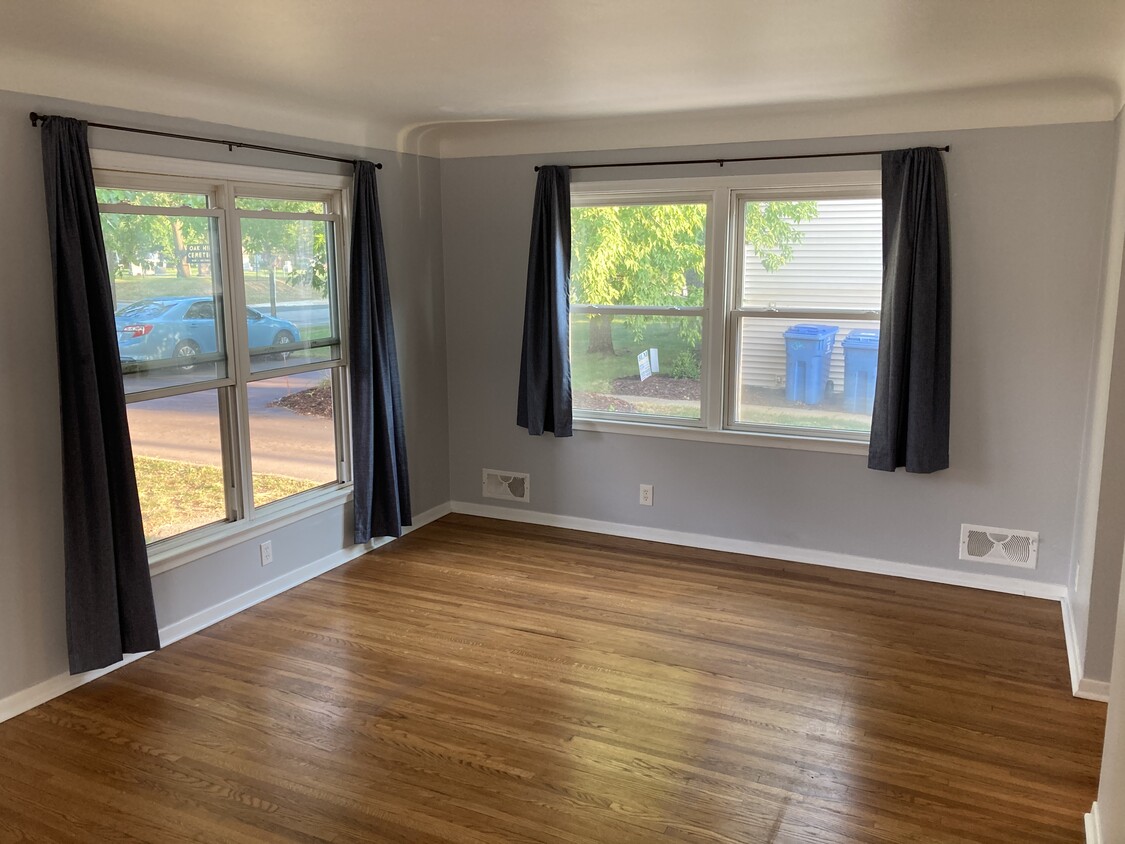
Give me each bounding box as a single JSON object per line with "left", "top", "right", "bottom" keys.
{"left": 570, "top": 170, "right": 880, "bottom": 454}
{"left": 92, "top": 150, "right": 355, "bottom": 574}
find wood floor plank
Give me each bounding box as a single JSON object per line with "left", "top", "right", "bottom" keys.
{"left": 0, "top": 515, "right": 1104, "bottom": 842}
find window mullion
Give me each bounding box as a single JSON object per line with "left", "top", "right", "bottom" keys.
{"left": 704, "top": 188, "right": 728, "bottom": 431}
{"left": 219, "top": 182, "right": 256, "bottom": 520}
{"left": 216, "top": 385, "right": 243, "bottom": 523}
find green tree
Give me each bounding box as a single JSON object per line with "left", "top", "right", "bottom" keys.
{"left": 96, "top": 190, "right": 210, "bottom": 279}
{"left": 239, "top": 199, "right": 330, "bottom": 314}
{"left": 571, "top": 200, "right": 818, "bottom": 357}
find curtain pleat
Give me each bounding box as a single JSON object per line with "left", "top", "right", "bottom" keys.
{"left": 869, "top": 147, "right": 952, "bottom": 473}
{"left": 40, "top": 117, "right": 160, "bottom": 673}
{"left": 517, "top": 165, "right": 573, "bottom": 436}
{"left": 349, "top": 160, "right": 411, "bottom": 540}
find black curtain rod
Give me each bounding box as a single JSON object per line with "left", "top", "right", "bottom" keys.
{"left": 534, "top": 145, "right": 949, "bottom": 172}
{"left": 28, "top": 111, "right": 380, "bottom": 169}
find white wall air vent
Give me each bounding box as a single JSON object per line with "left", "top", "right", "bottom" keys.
{"left": 959, "top": 524, "right": 1038, "bottom": 569}
{"left": 482, "top": 469, "right": 530, "bottom": 503}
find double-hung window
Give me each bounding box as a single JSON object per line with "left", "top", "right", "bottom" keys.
{"left": 93, "top": 158, "right": 350, "bottom": 559}
{"left": 570, "top": 172, "right": 882, "bottom": 450}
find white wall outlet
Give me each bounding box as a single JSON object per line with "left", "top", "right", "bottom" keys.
{"left": 260, "top": 540, "right": 273, "bottom": 566}
{"left": 639, "top": 484, "right": 654, "bottom": 506}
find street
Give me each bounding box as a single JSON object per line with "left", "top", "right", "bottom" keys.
{"left": 126, "top": 369, "right": 338, "bottom": 484}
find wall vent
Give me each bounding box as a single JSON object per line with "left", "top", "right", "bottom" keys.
{"left": 482, "top": 469, "right": 530, "bottom": 503}
{"left": 959, "top": 524, "right": 1038, "bottom": 569}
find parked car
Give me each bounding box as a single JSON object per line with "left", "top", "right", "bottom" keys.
{"left": 115, "top": 296, "right": 300, "bottom": 371}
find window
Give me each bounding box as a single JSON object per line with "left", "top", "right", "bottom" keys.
{"left": 570, "top": 196, "right": 709, "bottom": 421}
{"left": 569, "top": 173, "right": 881, "bottom": 447}
{"left": 94, "top": 167, "right": 349, "bottom": 551}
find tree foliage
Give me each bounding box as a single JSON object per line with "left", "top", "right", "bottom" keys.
{"left": 97, "top": 190, "right": 329, "bottom": 293}
{"left": 97, "top": 189, "right": 210, "bottom": 277}
{"left": 570, "top": 200, "right": 819, "bottom": 358}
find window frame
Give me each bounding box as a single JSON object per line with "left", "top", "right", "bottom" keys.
{"left": 569, "top": 170, "right": 881, "bottom": 454}
{"left": 569, "top": 189, "right": 714, "bottom": 428}
{"left": 91, "top": 150, "right": 354, "bottom": 573}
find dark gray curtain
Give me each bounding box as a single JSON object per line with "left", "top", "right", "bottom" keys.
{"left": 40, "top": 117, "right": 160, "bottom": 673}
{"left": 517, "top": 165, "right": 573, "bottom": 436}
{"left": 869, "top": 147, "right": 951, "bottom": 473}
{"left": 349, "top": 159, "right": 411, "bottom": 541}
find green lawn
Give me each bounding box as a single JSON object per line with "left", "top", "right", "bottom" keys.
{"left": 113, "top": 269, "right": 323, "bottom": 305}
{"left": 570, "top": 317, "right": 699, "bottom": 392}
{"left": 135, "top": 455, "right": 316, "bottom": 543}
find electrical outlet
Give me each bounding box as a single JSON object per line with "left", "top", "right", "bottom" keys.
{"left": 260, "top": 540, "right": 273, "bottom": 566}
{"left": 639, "top": 484, "right": 653, "bottom": 506}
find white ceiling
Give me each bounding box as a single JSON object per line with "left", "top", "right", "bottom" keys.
{"left": 2, "top": 0, "right": 1124, "bottom": 157}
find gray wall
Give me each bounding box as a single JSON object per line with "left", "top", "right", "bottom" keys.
{"left": 0, "top": 89, "right": 450, "bottom": 700}
{"left": 441, "top": 123, "right": 1113, "bottom": 591}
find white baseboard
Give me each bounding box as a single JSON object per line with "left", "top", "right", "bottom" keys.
{"left": 451, "top": 501, "right": 1068, "bottom": 600}
{"left": 1077, "top": 677, "right": 1112, "bottom": 702}
{"left": 1061, "top": 592, "right": 1112, "bottom": 702}
{"left": 1086, "top": 801, "right": 1102, "bottom": 844}
{"left": 0, "top": 501, "right": 451, "bottom": 725}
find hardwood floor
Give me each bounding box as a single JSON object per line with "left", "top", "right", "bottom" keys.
{"left": 0, "top": 515, "right": 1105, "bottom": 843}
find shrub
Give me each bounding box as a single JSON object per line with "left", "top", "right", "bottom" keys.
{"left": 670, "top": 351, "right": 700, "bottom": 380}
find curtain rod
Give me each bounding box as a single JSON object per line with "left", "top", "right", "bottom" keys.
{"left": 28, "top": 112, "right": 380, "bottom": 169}
{"left": 534, "top": 145, "right": 949, "bottom": 172}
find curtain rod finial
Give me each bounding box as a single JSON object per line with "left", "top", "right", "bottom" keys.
{"left": 29, "top": 112, "right": 42, "bottom": 127}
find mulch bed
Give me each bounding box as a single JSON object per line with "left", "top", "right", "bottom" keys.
{"left": 574, "top": 391, "right": 637, "bottom": 413}
{"left": 271, "top": 384, "right": 335, "bottom": 419}
{"left": 611, "top": 375, "right": 701, "bottom": 401}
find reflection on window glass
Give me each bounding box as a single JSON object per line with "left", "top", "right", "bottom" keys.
{"left": 239, "top": 217, "right": 339, "bottom": 372}
{"left": 126, "top": 391, "right": 228, "bottom": 542}
{"left": 96, "top": 188, "right": 209, "bottom": 209}
{"left": 101, "top": 211, "right": 227, "bottom": 392}
{"left": 248, "top": 370, "right": 339, "bottom": 508}
{"left": 570, "top": 314, "right": 703, "bottom": 420}
{"left": 735, "top": 318, "right": 880, "bottom": 434}
{"left": 236, "top": 196, "right": 327, "bottom": 213}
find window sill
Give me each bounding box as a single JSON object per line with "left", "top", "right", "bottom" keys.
{"left": 147, "top": 484, "right": 354, "bottom": 576}
{"left": 572, "top": 418, "right": 870, "bottom": 456}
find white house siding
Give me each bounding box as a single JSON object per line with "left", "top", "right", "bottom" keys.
{"left": 739, "top": 199, "right": 882, "bottom": 390}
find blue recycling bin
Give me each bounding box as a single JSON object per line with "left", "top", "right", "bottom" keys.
{"left": 842, "top": 329, "right": 880, "bottom": 413}
{"left": 783, "top": 324, "right": 838, "bottom": 405}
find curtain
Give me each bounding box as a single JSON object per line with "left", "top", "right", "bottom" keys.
{"left": 869, "top": 147, "right": 952, "bottom": 473}
{"left": 40, "top": 117, "right": 160, "bottom": 673}
{"left": 349, "top": 159, "right": 411, "bottom": 541}
{"left": 517, "top": 165, "right": 573, "bottom": 436}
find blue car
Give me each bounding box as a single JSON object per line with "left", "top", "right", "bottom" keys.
{"left": 115, "top": 296, "right": 301, "bottom": 371}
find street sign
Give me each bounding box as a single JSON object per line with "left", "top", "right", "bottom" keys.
{"left": 185, "top": 244, "right": 210, "bottom": 265}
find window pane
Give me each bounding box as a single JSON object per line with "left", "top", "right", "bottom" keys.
{"left": 101, "top": 212, "right": 227, "bottom": 393}
{"left": 735, "top": 317, "right": 880, "bottom": 434}
{"left": 236, "top": 197, "right": 327, "bottom": 213}
{"left": 240, "top": 217, "right": 340, "bottom": 373}
{"left": 249, "top": 370, "right": 339, "bottom": 508}
{"left": 571, "top": 203, "right": 706, "bottom": 308}
{"left": 96, "top": 188, "right": 209, "bottom": 209}
{"left": 741, "top": 198, "right": 882, "bottom": 310}
{"left": 126, "top": 391, "right": 228, "bottom": 542}
{"left": 570, "top": 314, "right": 702, "bottom": 420}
